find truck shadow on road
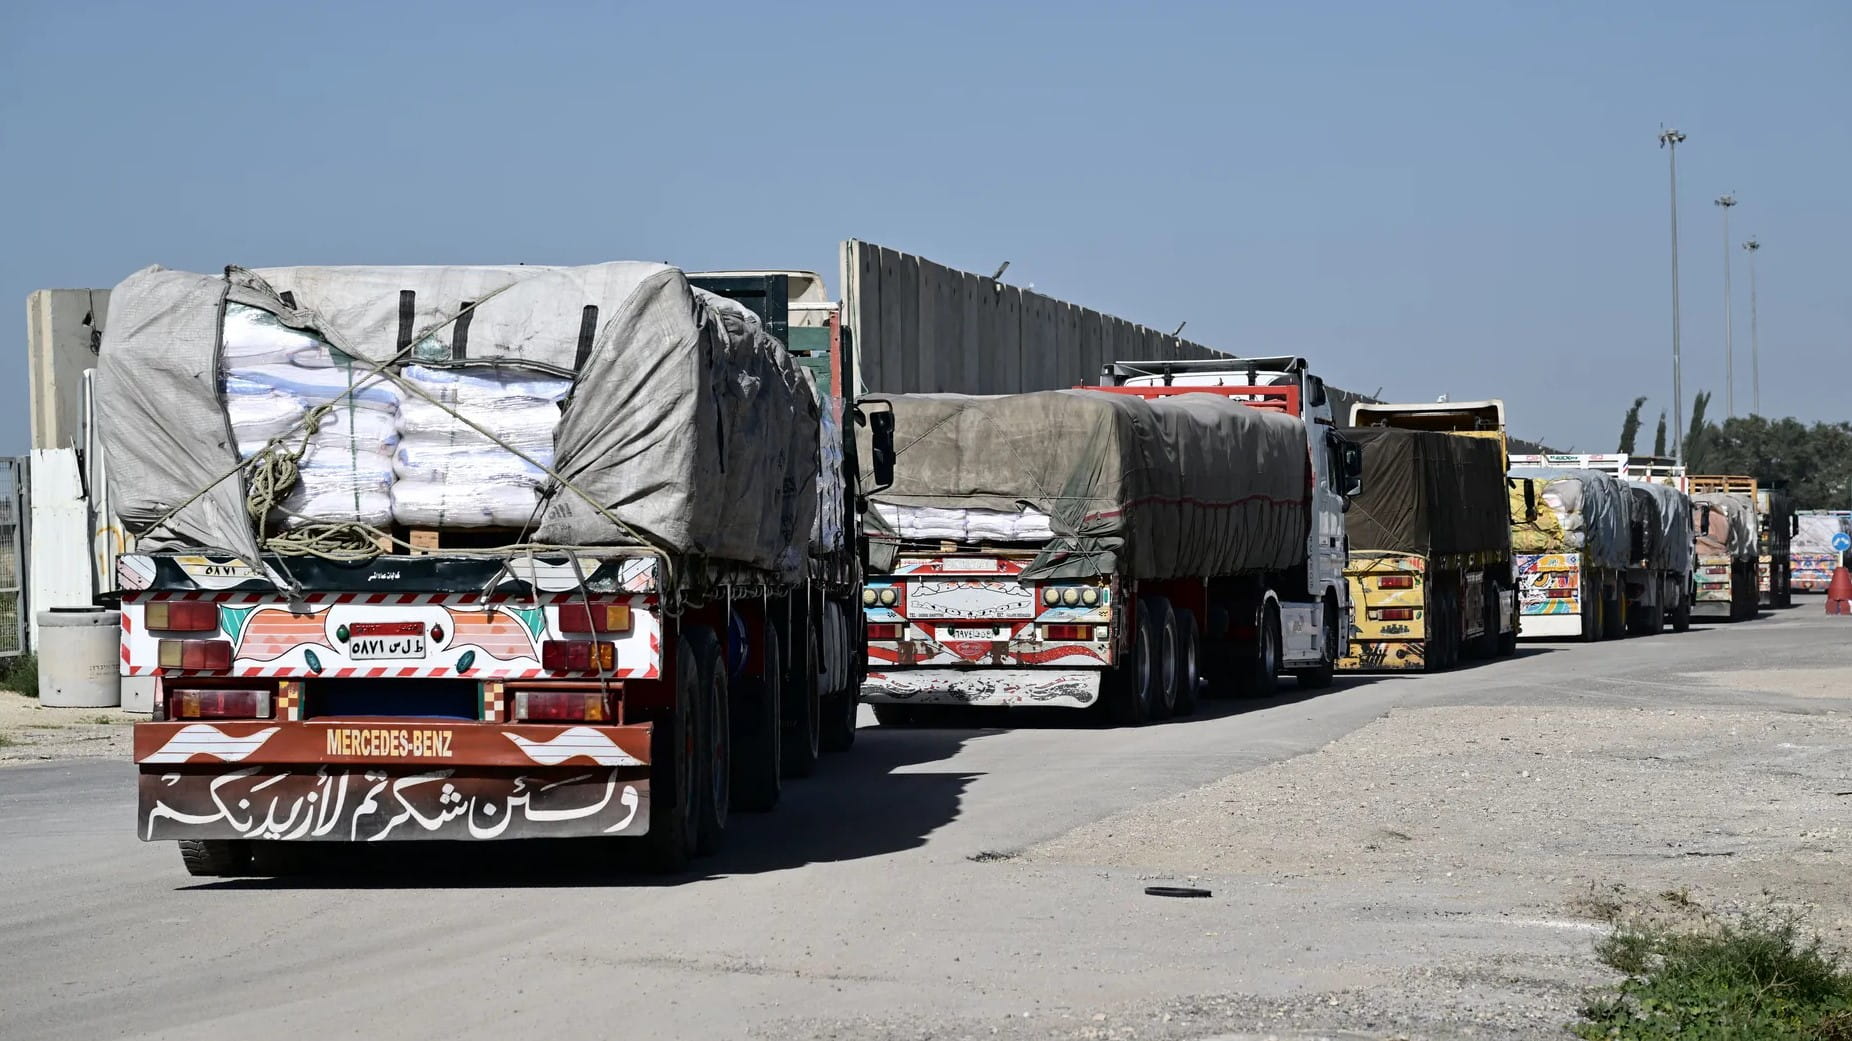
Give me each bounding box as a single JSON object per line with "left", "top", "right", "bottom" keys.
{"left": 181, "top": 727, "right": 990, "bottom": 891}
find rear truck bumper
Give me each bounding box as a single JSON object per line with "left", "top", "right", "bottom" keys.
{"left": 133, "top": 720, "right": 652, "bottom": 842}
{"left": 862, "top": 668, "right": 1101, "bottom": 708}
{"left": 1338, "top": 641, "right": 1427, "bottom": 671}
{"left": 1514, "top": 613, "right": 1583, "bottom": 638}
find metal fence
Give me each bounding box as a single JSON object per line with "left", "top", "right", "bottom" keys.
{"left": 0, "top": 457, "right": 23, "bottom": 657}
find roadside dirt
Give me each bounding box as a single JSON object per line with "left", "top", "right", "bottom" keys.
{"left": 0, "top": 690, "right": 134, "bottom": 765}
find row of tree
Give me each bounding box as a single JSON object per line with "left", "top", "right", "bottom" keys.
{"left": 1616, "top": 396, "right": 1852, "bottom": 509}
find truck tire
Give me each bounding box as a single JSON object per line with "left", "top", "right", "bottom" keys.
{"left": 178, "top": 839, "right": 251, "bottom": 878}
{"left": 1424, "top": 592, "right": 1452, "bottom": 672}
{"left": 1171, "top": 609, "right": 1201, "bottom": 716}
{"left": 1292, "top": 599, "right": 1337, "bottom": 689}
{"left": 1672, "top": 598, "right": 1692, "bottom": 633}
{"left": 1239, "top": 600, "right": 1281, "bottom": 699}
{"left": 1581, "top": 592, "right": 1602, "bottom": 643}
{"left": 871, "top": 703, "right": 918, "bottom": 727}
{"left": 1105, "top": 603, "right": 1161, "bottom": 725}
{"left": 1602, "top": 587, "right": 1627, "bottom": 639}
{"left": 781, "top": 615, "right": 821, "bottom": 779}
{"left": 731, "top": 615, "right": 782, "bottom": 813}
{"left": 641, "top": 637, "right": 703, "bottom": 873}
{"left": 690, "top": 626, "right": 730, "bottom": 856}
{"left": 820, "top": 602, "right": 858, "bottom": 754}
{"left": 1145, "top": 598, "right": 1179, "bottom": 721}
{"left": 1495, "top": 585, "right": 1518, "bottom": 657}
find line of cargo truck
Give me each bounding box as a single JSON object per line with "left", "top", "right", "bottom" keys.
{"left": 54, "top": 244, "right": 1823, "bottom": 879}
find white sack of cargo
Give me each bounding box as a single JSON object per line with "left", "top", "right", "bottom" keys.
{"left": 859, "top": 390, "right": 1307, "bottom": 581}
{"left": 96, "top": 262, "right": 821, "bottom": 575}
{"left": 1692, "top": 493, "right": 1758, "bottom": 560}
{"left": 1508, "top": 467, "right": 1634, "bottom": 570}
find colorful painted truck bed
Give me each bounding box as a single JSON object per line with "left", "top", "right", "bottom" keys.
{"left": 1794, "top": 512, "right": 1852, "bottom": 592}
{"left": 96, "top": 262, "right": 844, "bottom": 875}
{"left": 1507, "top": 468, "right": 1633, "bottom": 639}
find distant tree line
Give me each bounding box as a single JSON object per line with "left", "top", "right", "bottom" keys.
{"left": 1617, "top": 394, "right": 1852, "bottom": 509}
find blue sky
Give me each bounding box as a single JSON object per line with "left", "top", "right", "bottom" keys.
{"left": 4, "top": 0, "right": 1847, "bottom": 453}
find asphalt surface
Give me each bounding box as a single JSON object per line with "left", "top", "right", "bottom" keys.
{"left": 2, "top": 606, "right": 1845, "bottom": 1041}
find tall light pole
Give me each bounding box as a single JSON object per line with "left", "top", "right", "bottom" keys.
{"left": 1715, "top": 193, "right": 1738, "bottom": 417}
{"left": 1744, "top": 237, "right": 1761, "bottom": 415}
{"left": 1661, "top": 127, "right": 1687, "bottom": 464}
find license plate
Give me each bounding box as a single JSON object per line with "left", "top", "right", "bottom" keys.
{"left": 943, "top": 626, "right": 1002, "bottom": 641}
{"left": 349, "top": 635, "right": 428, "bottom": 661}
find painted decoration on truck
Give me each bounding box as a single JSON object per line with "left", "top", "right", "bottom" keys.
{"left": 1516, "top": 553, "right": 1581, "bottom": 615}
{"left": 141, "top": 724, "right": 281, "bottom": 764}
{"left": 119, "top": 594, "right": 662, "bottom": 680}
{"left": 863, "top": 668, "right": 1100, "bottom": 708}
{"left": 139, "top": 767, "right": 649, "bottom": 842}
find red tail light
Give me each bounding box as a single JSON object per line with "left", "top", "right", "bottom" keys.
{"left": 867, "top": 623, "right": 902, "bottom": 640}
{"left": 556, "top": 604, "right": 633, "bottom": 634}
{"left": 1042, "top": 624, "right": 1095, "bottom": 641}
{"left": 170, "top": 688, "right": 272, "bottom": 720}
{"left": 513, "top": 691, "right": 610, "bottom": 722}
{"left": 1374, "top": 608, "right": 1416, "bottom": 622}
{"left": 157, "top": 639, "right": 233, "bottom": 672}
{"left": 1377, "top": 575, "right": 1416, "bottom": 589}
{"left": 145, "top": 601, "right": 218, "bottom": 632}
{"left": 540, "top": 640, "right": 616, "bottom": 673}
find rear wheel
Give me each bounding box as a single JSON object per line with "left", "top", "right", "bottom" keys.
{"left": 1171, "top": 609, "right": 1201, "bottom": 716}
{"left": 820, "top": 602, "right": 859, "bottom": 754}
{"left": 1146, "top": 598, "right": 1179, "bottom": 721}
{"left": 178, "top": 839, "right": 250, "bottom": 878}
{"left": 871, "top": 703, "right": 917, "bottom": 727}
{"left": 781, "top": 615, "right": 821, "bottom": 779}
{"left": 731, "top": 615, "right": 782, "bottom": 813}
{"left": 1581, "top": 589, "right": 1602, "bottom": 643}
{"left": 641, "top": 636, "right": 703, "bottom": 873}
{"left": 1672, "top": 598, "right": 1692, "bottom": 633}
{"left": 1105, "top": 601, "right": 1161, "bottom": 725}
{"left": 1424, "top": 591, "right": 1452, "bottom": 672}
{"left": 1495, "top": 586, "right": 1519, "bottom": 656}
{"left": 1602, "top": 586, "right": 1628, "bottom": 639}
{"left": 693, "top": 627, "right": 730, "bottom": 856}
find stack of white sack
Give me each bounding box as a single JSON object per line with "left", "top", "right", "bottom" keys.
{"left": 812, "top": 399, "right": 846, "bottom": 551}
{"left": 875, "top": 504, "right": 1056, "bottom": 543}
{"left": 390, "top": 365, "right": 570, "bottom": 528}
{"left": 221, "top": 306, "right": 399, "bottom": 528}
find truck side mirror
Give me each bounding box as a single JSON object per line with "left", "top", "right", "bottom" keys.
{"left": 1700, "top": 507, "right": 1713, "bottom": 536}
{"left": 855, "top": 399, "right": 896, "bottom": 494}
{"left": 1337, "top": 438, "right": 1364, "bottom": 497}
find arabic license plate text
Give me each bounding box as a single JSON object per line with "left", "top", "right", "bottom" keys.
{"left": 349, "top": 635, "right": 428, "bottom": 661}
{"left": 943, "top": 627, "right": 1002, "bottom": 640}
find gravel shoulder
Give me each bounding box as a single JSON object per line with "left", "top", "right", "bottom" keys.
{"left": 0, "top": 689, "right": 135, "bottom": 765}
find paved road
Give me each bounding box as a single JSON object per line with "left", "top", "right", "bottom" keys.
{"left": 2, "top": 607, "right": 1844, "bottom": 1040}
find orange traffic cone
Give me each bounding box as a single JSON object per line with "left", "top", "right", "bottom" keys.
{"left": 1828, "top": 567, "right": 1852, "bottom": 616}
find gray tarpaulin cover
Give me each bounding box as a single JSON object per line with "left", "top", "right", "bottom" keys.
{"left": 97, "top": 262, "right": 820, "bottom": 577}
{"left": 1624, "top": 481, "right": 1694, "bottom": 573}
{"left": 1692, "top": 493, "right": 1758, "bottom": 561}
{"left": 859, "top": 390, "right": 1307, "bottom": 581}
{"left": 1508, "top": 468, "right": 1634, "bottom": 570}
{"left": 1340, "top": 428, "right": 1509, "bottom": 558}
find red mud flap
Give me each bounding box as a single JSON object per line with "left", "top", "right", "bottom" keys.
{"left": 139, "top": 767, "right": 650, "bottom": 842}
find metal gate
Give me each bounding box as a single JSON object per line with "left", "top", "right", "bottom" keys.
{"left": 0, "top": 457, "right": 23, "bottom": 657}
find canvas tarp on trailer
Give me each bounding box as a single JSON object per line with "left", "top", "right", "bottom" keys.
{"left": 858, "top": 390, "right": 1307, "bottom": 581}
{"left": 1692, "top": 492, "right": 1758, "bottom": 561}
{"left": 1508, "top": 467, "right": 1634, "bottom": 570}
{"left": 95, "top": 262, "right": 820, "bottom": 579}
{"left": 1341, "top": 428, "right": 1508, "bottom": 560}
{"left": 1624, "top": 480, "right": 1694, "bottom": 573}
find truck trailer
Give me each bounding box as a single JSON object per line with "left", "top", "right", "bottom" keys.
{"left": 1507, "top": 466, "right": 1636, "bottom": 640}
{"left": 1751, "top": 485, "right": 1796, "bottom": 609}
{"left": 100, "top": 262, "right": 892, "bottom": 876}
{"left": 858, "top": 356, "right": 1360, "bottom": 724}
{"left": 1335, "top": 422, "right": 1516, "bottom": 671}
{"left": 1793, "top": 511, "right": 1852, "bottom": 593}
{"left": 1688, "top": 482, "right": 1761, "bottom": 621}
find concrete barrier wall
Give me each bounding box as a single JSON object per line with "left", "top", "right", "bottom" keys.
{"left": 842, "top": 241, "right": 1224, "bottom": 396}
